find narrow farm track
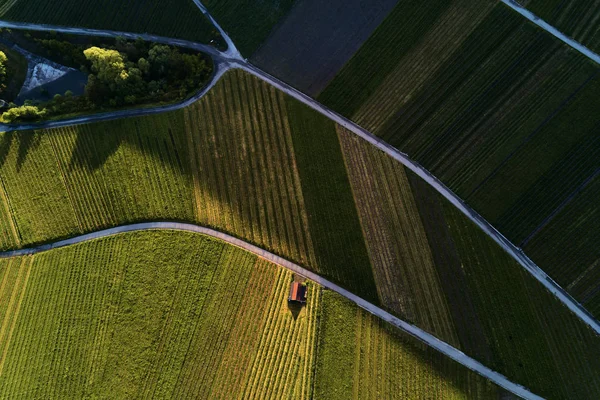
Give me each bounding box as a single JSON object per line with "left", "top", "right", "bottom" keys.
{"left": 0, "top": 222, "right": 542, "bottom": 400}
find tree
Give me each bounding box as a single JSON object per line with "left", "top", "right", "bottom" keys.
{"left": 1, "top": 105, "right": 46, "bottom": 123}
{"left": 0, "top": 51, "right": 8, "bottom": 93}
{"left": 83, "top": 47, "right": 128, "bottom": 90}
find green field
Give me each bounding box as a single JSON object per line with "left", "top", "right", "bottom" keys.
{"left": 1, "top": 69, "right": 599, "bottom": 398}
{"left": 336, "top": 126, "right": 600, "bottom": 399}
{"left": 313, "top": 291, "right": 498, "bottom": 399}
{"left": 0, "top": 69, "right": 377, "bottom": 302}
{"left": 204, "top": 0, "right": 295, "bottom": 56}
{"left": 0, "top": 230, "right": 319, "bottom": 398}
{"left": 0, "top": 230, "right": 506, "bottom": 398}
{"left": 319, "top": 0, "right": 600, "bottom": 319}
{"left": 0, "top": 0, "right": 219, "bottom": 44}
{"left": 525, "top": 0, "right": 600, "bottom": 54}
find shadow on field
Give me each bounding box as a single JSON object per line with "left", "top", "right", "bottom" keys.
{"left": 0, "top": 130, "right": 43, "bottom": 172}
{"left": 65, "top": 115, "right": 192, "bottom": 175}
{"left": 287, "top": 301, "right": 302, "bottom": 321}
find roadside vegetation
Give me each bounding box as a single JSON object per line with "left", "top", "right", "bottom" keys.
{"left": 0, "top": 0, "right": 223, "bottom": 46}
{"left": 0, "top": 230, "right": 318, "bottom": 398}
{"left": 0, "top": 31, "right": 213, "bottom": 123}
{"left": 313, "top": 291, "right": 499, "bottom": 399}
{"left": 319, "top": 0, "right": 600, "bottom": 320}
{"left": 204, "top": 0, "right": 294, "bottom": 56}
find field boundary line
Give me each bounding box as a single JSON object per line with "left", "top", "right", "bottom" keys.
{"left": 0, "top": 222, "right": 544, "bottom": 399}
{"left": 0, "top": 176, "right": 20, "bottom": 246}
{"left": 0, "top": 256, "right": 33, "bottom": 376}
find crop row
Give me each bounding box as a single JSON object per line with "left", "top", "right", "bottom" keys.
{"left": 0, "top": 130, "right": 82, "bottom": 245}
{"left": 186, "top": 70, "right": 317, "bottom": 269}
{"left": 336, "top": 126, "right": 458, "bottom": 346}
{"left": 0, "top": 231, "right": 320, "bottom": 398}
{"left": 319, "top": 0, "right": 600, "bottom": 319}
{"left": 285, "top": 97, "right": 379, "bottom": 302}
{"left": 313, "top": 291, "right": 498, "bottom": 399}
{"left": 525, "top": 174, "right": 600, "bottom": 312}
{"left": 442, "top": 202, "right": 600, "bottom": 399}
{"left": 0, "top": 69, "right": 378, "bottom": 310}
{"left": 526, "top": 0, "right": 600, "bottom": 53}
{"left": 1, "top": 0, "right": 216, "bottom": 43}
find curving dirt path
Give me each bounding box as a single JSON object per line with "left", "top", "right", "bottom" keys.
{"left": 0, "top": 222, "right": 543, "bottom": 400}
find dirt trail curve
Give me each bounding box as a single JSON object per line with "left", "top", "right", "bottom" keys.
{"left": 0, "top": 222, "right": 543, "bottom": 400}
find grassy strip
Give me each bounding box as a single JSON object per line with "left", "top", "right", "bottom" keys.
{"left": 285, "top": 98, "right": 378, "bottom": 303}
{"left": 313, "top": 290, "right": 499, "bottom": 399}
{"left": 0, "top": 230, "right": 319, "bottom": 398}
{"left": 204, "top": 0, "right": 294, "bottom": 56}
{"left": 0, "top": 0, "right": 219, "bottom": 44}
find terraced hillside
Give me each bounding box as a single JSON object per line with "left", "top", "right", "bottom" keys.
{"left": 0, "top": 69, "right": 599, "bottom": 398}
{"left": 319, "top": 0, "right": 600, "bottom": 318}
{"left": 523, "top": 0, "right": 600, "bottom": 54}
{"left": 0, "top": 0, "right": 219, "bottom": 44}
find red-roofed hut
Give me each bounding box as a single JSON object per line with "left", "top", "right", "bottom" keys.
{"left": 288, "top": 282, "right": 307, "bottom": 304}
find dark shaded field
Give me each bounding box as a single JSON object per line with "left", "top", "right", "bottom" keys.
{"left": 0, "top": 0, "right": 218, "bottom": 44}
{"left": 204, "top": 0, "right": 295, "bottom": 57}
{"left": 251, "top": 0, "right": 399, "bottom": 95}
{"left": 319, "top": 0, "right": 600, "bottom": 318}
{"left": 524, "top": 0, "right": 600, "bottom": 54}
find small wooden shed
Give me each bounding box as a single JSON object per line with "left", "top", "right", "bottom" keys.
{"left": 288, "top": 282, "right": 307, "bottom": 304}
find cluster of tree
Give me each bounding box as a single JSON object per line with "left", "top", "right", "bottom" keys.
{"left": 0, "top": 37, "right": 213, "bottom": 123}
{"left": 0, "top": 51, "right": 7, "bottom": 94}
{"left": 83, "top": 43, "right": 212, "bottom": 107}
{"left": 1, "top": 105, "right": 46, "bottom": 123}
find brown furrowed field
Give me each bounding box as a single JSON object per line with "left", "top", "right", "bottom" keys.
{"left": 0, "top": 230, "right": 319, "bottom": 398}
